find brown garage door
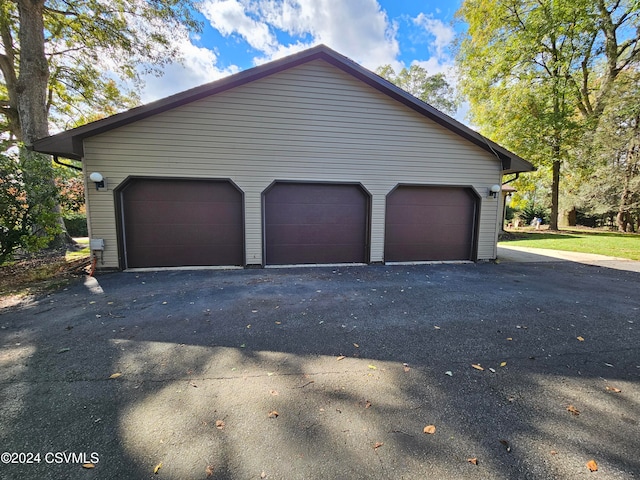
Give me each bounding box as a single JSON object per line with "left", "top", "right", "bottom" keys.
{"left": 119, "top": 178, "right": 243, "bottom": 268}
{"left": 385, "top": 186, "right": 477, "bottom": 262}
{"left": 264, "top": 183, "right": 369, "bottom": 265}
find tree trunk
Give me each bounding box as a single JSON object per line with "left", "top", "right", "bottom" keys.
{"left": 16, "top": 0, "right": 73, "bottom": 247}
{"left": 16, "top": 0, "right": 48, "bottom": 143}
{"left": 550, "top": 159, "right": 560, "bottom": 230}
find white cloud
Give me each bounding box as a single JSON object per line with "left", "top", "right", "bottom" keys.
{"left": 412, "top": 13, "right": 455, "bottom": 60}
{"left": 139, "top": 38, "right": 240, "bottom": 103}
{"left": 200, "top": 0, "right": 278, "bottom": 52}
{"left": 199, "top": 0, "right": 400, "bottom": 70}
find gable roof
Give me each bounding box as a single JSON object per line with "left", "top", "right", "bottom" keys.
{"left": 32, "top": 44, "right": 534, "bottom": 174}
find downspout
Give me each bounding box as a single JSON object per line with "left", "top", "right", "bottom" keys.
{"left": 53, "top": 155, "right": 83, "bottom": 171}
{"left": 502, "top": 172, "right": 519, "bottom": 185}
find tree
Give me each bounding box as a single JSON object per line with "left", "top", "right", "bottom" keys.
{"left": 376, "top": 64, "right": 458, "bottom": 115}
{"left": 456, "top": 0, "right": 640, "bottom": 229}
{"left": 575, "top": 71, "right": 640, "bottom": 231}
{"left": 0, "top": 0, "right": 201, "bottom": 252}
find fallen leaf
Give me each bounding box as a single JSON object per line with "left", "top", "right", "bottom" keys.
{"left": 268, "top": 410, "right": 279, "bottom": 418}
{"left": 445, "top": 371, "right": 453, "bottom": 376}
{"left": 368, "top": 365, "right": 377, "bottom": 370}
{"left": 605, "top": 386, "right": 621, "bottom": 393}
{"left": 108, "top": 372, "right": 122, "bottom": 379}
{"left": 365, "top": 400, "right": 372, "bottom": 409}
{"left": 499, "top": 439, "right": 511, "bottom": 452}
{"left": 577, "top": 336, "right": 585, "bottom": 342}
{"left": 500, "top": 362, "right": 507, "bottom": 367}
{"left": 506, "top": 337, "right": 513, "bottom": 341}
{"left": 423, "top": 425, "right": 436, "bottom": 434}
{"left": 82, "top": 463, "right": 95, "bottom": 469}
{"left": 206, "top": 465, "right": 214, "bottom": 477}
{"left": 337, "top": 355, "right": 346, "bottom": 361}
{"left": 260, "top": 472, "right": 267, "bottom": 479}
{"left": 472, "top": 364, "right": 484, "bottom": 371}
{"left": 489, "top": 368, "right": 496, "bottom": 373}
{"left": 215, "top": 420, "right": 225, "bottom": 430}
{"left": 353, "top": 343, "right": 359, "bottom": 348}
{"left": 57, "top": 348, "right": 70, "bottom": 354}
{"left": 153, "top": 462, "right": 162, "bottom": 474}
{"left": 275, "top": 321, "right": 281, "bottom": 325}
{"left": 373, "top": 442, "right": 384, "bottom": 450}
{"left": 434, "top": 326, "right": 441, "bottom": 329}
{"left": 467, "top": 458, "right": 478, "bottom": 465}
{"left": 586, "top": 459, "right": 598, "bottom": 472}
{"left": 567, "top": 405, "right": 580, "bottom": 416}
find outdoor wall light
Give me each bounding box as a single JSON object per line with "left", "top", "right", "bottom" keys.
{"left": 489, "top": 184, "right": 501, "bottom": 198}
{"left": 89, "top": 172, "right": 106, "bottom": 191}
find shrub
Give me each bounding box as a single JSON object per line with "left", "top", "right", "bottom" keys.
{"left": 0, "top": 151, "right": 61, "bottom": 263}
{"left": 63, "top": 214, "right": 88, "bottom": 237}
{"left": 519, "top": 202, "right": 549, "bottom": 226}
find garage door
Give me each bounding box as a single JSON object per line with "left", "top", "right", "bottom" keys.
{"left": 385, "top": 186, "right": 477, "bottom": 262}
{"left": 264, "top": 183, "right": 369, "bottom": 265}
{"left": 119, "top": 178, "right": 243, "bottom": 268}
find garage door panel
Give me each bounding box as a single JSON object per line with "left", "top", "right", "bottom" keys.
{"left": 386, "top": 242, "right": 471, "bottom": 261}
{"left": 267, "top": 184, "right": 364, "bottom": 204}
{"left": 127, "top": 203, "right": 242, "bottom": 226}
{"left": 125, "top": 224, "right": 241, "bottom": 247}
{"left": 385, "top": 186, "right": 477, "bottom": 262}
{"left": 387, "top": 205, "right": 472, "bottom": 225}
{"left": 121, "top": 179, "right": 243, "bottom": 268}
{"left": 267, "top": 204, "right": 365, "bottom": 225}
{"left": 126, "top": 245, "right": 242, "bottom": 269}
{"left": 267, "top": 244, "right": 366, "bottom": 265}
{"left": 265, "top": 183, "right": 368, "bottom": 265}
{"left": 130, "top": 181, "right": 240, "bottom": 203}
{"left": 267, "top": 223, "right": 366, "bottom": 245}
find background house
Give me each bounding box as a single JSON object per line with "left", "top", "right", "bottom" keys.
{"left": 34, "top": 45, "right": 534, "bottom": 270}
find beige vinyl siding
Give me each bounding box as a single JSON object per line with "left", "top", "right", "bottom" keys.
{"left": 83, "top": 59, "right": 502, "bottom": 268}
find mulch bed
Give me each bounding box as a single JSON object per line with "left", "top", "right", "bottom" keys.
{"left": 0, "top": 249, "right": 91, "bottom": 299}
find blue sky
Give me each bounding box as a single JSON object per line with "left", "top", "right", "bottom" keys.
{"left": 141, "top": 0, "right": 465, "bottom": 106}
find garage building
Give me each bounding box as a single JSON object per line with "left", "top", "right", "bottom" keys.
{"left": 33, "top": 45, "right": 533, "bottom": 270}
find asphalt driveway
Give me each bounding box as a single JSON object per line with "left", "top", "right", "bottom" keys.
{"left": 1, "top": 260, "right": 639, "bottom": 479}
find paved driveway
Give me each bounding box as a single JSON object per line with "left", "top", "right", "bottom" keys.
{"left": 498, "top": 244, "right": 640, "bottom": 272}
{"left": 1, "top": 261, "right": 639, "bottom": 479}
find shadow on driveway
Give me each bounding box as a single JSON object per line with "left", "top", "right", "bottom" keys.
{"left": 1, "top": 262, "right": 639, "bottom": 479}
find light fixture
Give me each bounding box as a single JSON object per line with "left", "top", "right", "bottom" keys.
{"left": 489, "top": 184, "right": 501, "bottom": 198}
{"left": 89, "top": 172, "right": 106, "bottom": 191}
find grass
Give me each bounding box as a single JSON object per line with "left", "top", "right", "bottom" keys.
{"left": 499, "top": 227, "right": 640, "bottom": 261}
{"left": 66, "top": 237, "right": 90, "bottom": 261}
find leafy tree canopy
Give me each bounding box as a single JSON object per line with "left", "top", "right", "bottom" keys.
{"left": 376, "top": 64, "right": 458, "bottom": 115}
{"left": 455, "top": 0, "right": 640, "bottom": 229}
{"left": 0, "top": 0, "right": 202, "bottom": 142}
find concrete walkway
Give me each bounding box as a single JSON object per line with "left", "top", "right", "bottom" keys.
{"left": 498, "top": 244, "right": 640, "bottom": 273}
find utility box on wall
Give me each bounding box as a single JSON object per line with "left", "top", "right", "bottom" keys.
{"left": 90, "top": 238, "right": 105, "bottom": 251}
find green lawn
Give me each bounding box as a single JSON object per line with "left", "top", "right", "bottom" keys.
{"left": 499, "top": 228, "right": 640, "bottom": 261}
{"left": 66, "top": 237, "right": 90, "bottom": 261}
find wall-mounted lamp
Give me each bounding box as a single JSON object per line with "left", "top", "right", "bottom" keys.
{"left": 89, "top": 172, "right": 107, "bottom": 191}
{"left": 489, "top": 184, "right": 501, "bottom": 198}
